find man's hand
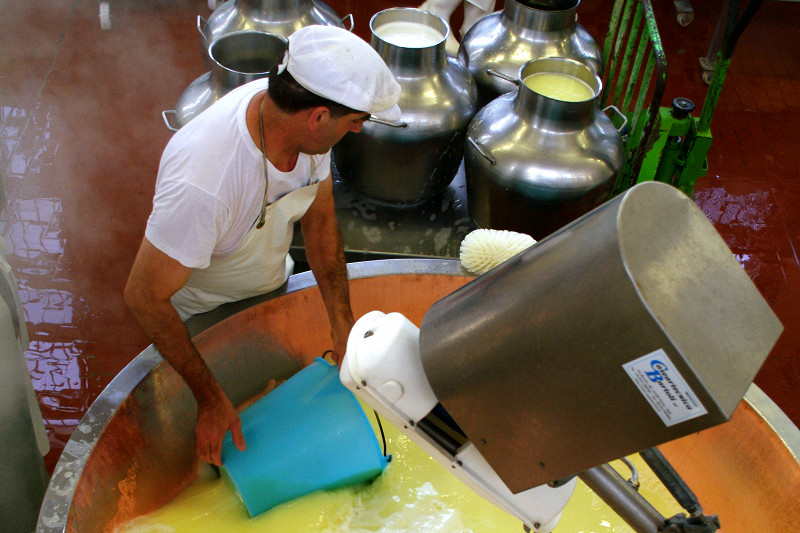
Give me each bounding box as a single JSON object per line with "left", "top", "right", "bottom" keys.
{"left": 196, "top": 383, "right": 246, "bottom": 466}
{"left": 329, "top": 318, "right": 353, "bottom": 365}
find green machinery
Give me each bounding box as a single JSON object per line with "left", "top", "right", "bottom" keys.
{"left": 602, "top": 0, "right": 764, "bottom": 197}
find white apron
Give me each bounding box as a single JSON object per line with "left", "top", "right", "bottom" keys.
{"left": 170, "top": 178, "right": 320, "bottom": 320}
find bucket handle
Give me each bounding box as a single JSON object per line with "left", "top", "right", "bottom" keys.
{"left": 162, "top": 110, "right": 180, "bottom": 132}
{"left": 341, "top": 14, "right": 355, "bottom": 32}
{"left": 197, "top": 15, "right": 208, "bottom": 40}
{"left": 368, "top": 116, "right": 408, "bottom": 128}
{"left": 468, "top": 136, "right": 496, "bottom": 165}
{"left": 487, "top": 68, "right": 519, "bottom": 86}
{"left": 603, "top": 105, "right": 628, "bottom": 133}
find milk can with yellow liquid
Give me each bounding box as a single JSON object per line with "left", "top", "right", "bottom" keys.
{"left": 464, "top": 57, "right": 626, "bottom": 240}
{"left": 458, "top": 0, "right": 603, "bottom": 107}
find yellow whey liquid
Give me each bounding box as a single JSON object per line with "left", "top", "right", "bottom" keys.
{"left": 117, "top": 406, "right": 682, "bottom": 532}
{"left": 523, "top": 72, "right": 595, "bottom": 102}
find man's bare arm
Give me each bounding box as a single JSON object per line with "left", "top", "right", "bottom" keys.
{"left": 124, "top": 238, "right": 245, "bottom": 465}
{"left": 300, "top": 176, "right": 354, "bottom": 364}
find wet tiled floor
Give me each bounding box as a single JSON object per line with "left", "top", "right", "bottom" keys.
{"left": 1, "top": 0, "right": 798, "bottom": 474}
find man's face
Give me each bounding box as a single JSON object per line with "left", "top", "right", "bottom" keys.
{"left": 306, "top": 111, "right": 370, "bottom": 154}
{"left": 328, "top": 111, "right": 371, "bottom": 145}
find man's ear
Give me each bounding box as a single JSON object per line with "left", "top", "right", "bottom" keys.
{"left": 307, "top": 106, "right": 331, "bottom": 131}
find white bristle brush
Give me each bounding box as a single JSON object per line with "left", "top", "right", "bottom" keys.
{"left": 459, "top": 229, "right": 536, "bottom": 275}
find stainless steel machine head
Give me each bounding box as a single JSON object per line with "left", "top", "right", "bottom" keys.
{"left": 419, "top": 181, "right": 783, "bottom": 493}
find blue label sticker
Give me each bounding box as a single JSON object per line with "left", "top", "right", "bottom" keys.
{"left": 623, "top": 349, "right": 707, "bottom": 427}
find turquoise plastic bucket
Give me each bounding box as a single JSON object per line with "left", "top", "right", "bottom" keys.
{"left": 221, "top": 358, "right": 390, "bottom": 517}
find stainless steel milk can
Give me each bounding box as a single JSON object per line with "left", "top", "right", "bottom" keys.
{"left": 459, "top": 0, "right": 603, "bottom": 106}
{"left": 163, "top": 31, "right": 287, "bottom": 131}
{"left": 464, "top": 57, "right": 626, "bottom": 239}
{"left": 197, "top": 0, "right": 347, "bottom": 63}
{"left": 333, "top": 8, "right": 479, "bottom": 206}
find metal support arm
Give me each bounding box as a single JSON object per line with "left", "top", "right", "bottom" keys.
{"left": 579, "top": 465, "right": 667, "bottom": 533}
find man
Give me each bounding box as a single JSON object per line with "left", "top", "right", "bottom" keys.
{"left": 419, "top": 0, "right": 497, "bottom": 55}
{"left": 125, "top": 26, "right": 401, "bottom": 467}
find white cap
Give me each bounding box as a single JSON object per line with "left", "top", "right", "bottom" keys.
{"left": 278, "top": 25, "right": 402, "bottom": 121}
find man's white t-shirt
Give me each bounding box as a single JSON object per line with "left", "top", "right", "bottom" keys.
{"left": 146, "top": 79, "right": 330, "bottom": 270}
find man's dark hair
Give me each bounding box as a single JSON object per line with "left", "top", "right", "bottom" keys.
{"left": 268, "top": 69, "right": 362, "bottom": 118}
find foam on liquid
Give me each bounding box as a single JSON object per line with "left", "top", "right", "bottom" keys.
{"left": 373, "top": 21, "right": 444, "bottom": 48}
{"left": 116, "top": 402, "right": 681, "bottom": 532}
{"left": 523, "top": 72, "right": 595, "bottom": 102}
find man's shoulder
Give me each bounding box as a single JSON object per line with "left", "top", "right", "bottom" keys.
{"left": 166, "top": 78, "right": 266, "bottom": 150}
{"left": 194, "top": 78, "right": 266, "bottom": 127}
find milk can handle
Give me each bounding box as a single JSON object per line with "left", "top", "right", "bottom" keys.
{"left": 368, "top": 116, "right": 408, "bottom": 128}
{"left": 197, "top": 15, "right": 208, "bottom": 40}
{"left": 341, "top": 14, "right": 355, "bottom": 32}
{"left": 162, "top": 110, "right": 179, "bottom": 132}
{"left": 486, "top": 69, "right": 520, "bottom": 86}
{"left": 468, "top": 137, "right": 496, "bottom": 165}
{"left": 603, "top": 105, "right": 628, "bottom": 133}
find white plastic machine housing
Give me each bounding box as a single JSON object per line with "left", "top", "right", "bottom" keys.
{"left": 340, "top": 310, "right": 576, "bottom": 533}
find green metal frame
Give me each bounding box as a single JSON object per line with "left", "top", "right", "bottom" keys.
{"left": 642, "top": 104, "right": 711, "bottom": 195}
{"left": 601, "top": 0, "right": 668, "bottom": 195}
{"left": 603, "top": 0, "right": 763, "bottom": 197}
